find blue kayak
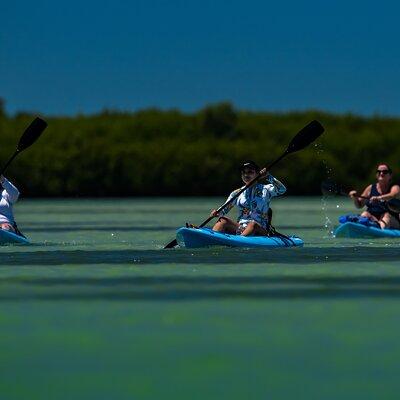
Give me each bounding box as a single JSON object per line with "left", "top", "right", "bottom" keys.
{"left": 0, "top": 229, "right": 30, "bottom": 245}
{"left": 176, "top": 227, "right": 304, "bottom": 248}
{"left": 334, "top": 222, "right": 400, "bottom": 238}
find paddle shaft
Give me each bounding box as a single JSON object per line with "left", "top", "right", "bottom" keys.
{"left": 324, "top": 182, "right": 387, "bottom": 202}
{"left": 0, "top": 117, "right": 47, "bottom": 179}
{"left": 163, "top": 120, "right": 324, "bottom": 249}
{"left": 352, "top": 192, "right": 400, "bottom": 209}
{"left": 336, "top": 187, "right": 400, "bottom": 212}
{"left": 353, "top": 193, "right": 369, "bottom": 200}
{"left": 164, "top": 152, "right": 288, "bottom": 248}
{"left": 199, "top": 152, "right": 288, "bottom": 227}
{"left": 0, "top": 150, "right": 19, "bottom": 177}
{"left": 347, "top": 189, "right": 391, "bottom": 202}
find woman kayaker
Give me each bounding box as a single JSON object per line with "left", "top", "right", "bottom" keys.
{"left": 349, "top": 163, "right": 400, "bottom": 229}
{"left": 211, "top": 160, "right": 286, "bottom": 236}
{"left": 0, "top": 175, "right": 21, "bottom": 234}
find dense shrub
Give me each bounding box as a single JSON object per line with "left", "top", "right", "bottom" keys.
{"left": 1, "top": 101, "right": 398, "bottom": 197}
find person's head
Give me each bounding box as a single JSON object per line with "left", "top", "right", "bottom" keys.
{"left": 239, "top": 160, "right": 259, "bottom": 184}
{"left": 376, "top": 163, "right": 393, "bottom": 183}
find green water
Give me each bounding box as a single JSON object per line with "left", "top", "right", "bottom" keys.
{"left": 1, "top": 197, "right": 400, "bottom": 399}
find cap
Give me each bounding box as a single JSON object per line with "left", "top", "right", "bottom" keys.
{"left": 239, "top": 160, "right": 260, "bottom": 172}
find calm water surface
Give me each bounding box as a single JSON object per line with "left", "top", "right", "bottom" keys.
{"left": 1, "top": 197, "right": 400, "bottom": 399}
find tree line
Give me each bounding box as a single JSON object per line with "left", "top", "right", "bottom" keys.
{"left": 0, "top": 100, "right": 399, "bottom": 197}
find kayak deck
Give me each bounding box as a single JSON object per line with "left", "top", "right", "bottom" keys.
{"left": 334, "top": 222, "right": 400, "bottom": 239}
{"left": 176, "top": 227, "right": 304, "bottom": 248}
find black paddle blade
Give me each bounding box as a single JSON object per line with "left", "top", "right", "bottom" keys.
{"left": 286, "top": 120, "right": 324, "bottom": 154}
{"left": 387, "top": 199, "right": 400, "bottom": 214}
{"left": 164, "top": 239, "right": 178, "bottom": 249}
{"left": 163, "top": 120, "right": 324, "bottom": 250}
{"left": 17, "top": 117, "right": 47, "bottom": 152}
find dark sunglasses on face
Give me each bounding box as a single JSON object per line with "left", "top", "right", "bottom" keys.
{"left": 376, "top": 170, "right": 391, "bottom": 175}
{"left": 241, "top": 169, "right": 257, "bottom": 175}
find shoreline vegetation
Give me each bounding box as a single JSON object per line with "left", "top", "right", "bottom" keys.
{"left": 1, "top": 100, "right": 398, "bottom": 197}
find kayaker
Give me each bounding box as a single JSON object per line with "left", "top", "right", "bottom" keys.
{"left": 210, "top": 160, "right": 286, "bottom": 236}
{"left": 0, "top": 175, "right": 22, "bottom": 234}
{"left": 348, "top": 163, "right": 400, "bottom": 229}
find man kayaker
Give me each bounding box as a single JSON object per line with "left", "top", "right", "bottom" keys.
{"left": 210, "top": 160, "right": 286, "bottom": 236}
{"left": 349, "top": 163, "right": 400, "bottom": 229}
{"left": 0, "top": 175, "right": 22, "bottom": 234}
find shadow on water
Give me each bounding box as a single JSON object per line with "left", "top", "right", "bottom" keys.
{"left": 22, "top": 224, "right": 323, "bottom": 233}
{"left": 0, "top": 246, "right": 399, "bottom": 266}
{"left": 2, "top": 275, "right": 400, "bottom": 301}
{"left": 4, "top": 275, "right": 400, "bottom": 286}
{"left": 278, "top": 225, "right": 326, "bottom": 230}
{"left": 25, "top": 226, "right": 179, "bottom": 233}
{"left": 2, "top": 243, "right": 400, "bottom": 301}
{"left": 22, "top": 207, "right": 213, "bottom": 215}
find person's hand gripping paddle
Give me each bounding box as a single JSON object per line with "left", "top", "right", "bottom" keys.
{"left": 321, "top": 180, "right": 400, "bottom": 214}
{"left": 164, "top": 120, "right": 325, "bottom": 249}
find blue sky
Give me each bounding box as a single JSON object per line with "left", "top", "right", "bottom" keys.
{"left": 1, "top": 0, "right": 400, "bottom": 116}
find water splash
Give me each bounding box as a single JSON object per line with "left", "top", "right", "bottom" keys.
{"left": 315, "top": 141, "right": 334, "bottom": 236}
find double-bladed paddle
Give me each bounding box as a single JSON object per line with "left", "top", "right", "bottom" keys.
{"left": 321, "top": 180, "right": 400, "bottom": 213}
{"left": 164, "top": 120, "right": 325, "bottom": 249}
{"left": 0, "top": 117, "right": 48, "bottom": 176}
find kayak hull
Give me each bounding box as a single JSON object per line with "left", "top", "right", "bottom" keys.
{"left": 176, "top": 227, "right": 304, "bottom": 248}
{"left": 0, "top": 229, "right": 30, "bottom": 245}
{"left": 334, "top": 222, "right": 400, "bottom": 238}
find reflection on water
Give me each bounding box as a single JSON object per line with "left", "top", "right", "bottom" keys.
{"left": 2, "top": 198, "right": 400, "bottom": 400}
{"left": 1, "top": 246, "right": 400, "bottom": 265}
{"left": 2, "top": 273, "right": 400, "bottom": 301}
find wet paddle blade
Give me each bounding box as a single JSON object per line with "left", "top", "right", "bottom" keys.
{"left": 17, "top": 117, "right": 47, "bottom": 152}
{"left": 286, "top": 120, "right": 324, "bottom": 154}
{"left": 164, "top": 239, "right": 178, "bottom": 249}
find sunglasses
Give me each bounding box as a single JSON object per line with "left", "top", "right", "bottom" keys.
{"left": 376, "top": 170, "right": 391, "bottom": 175}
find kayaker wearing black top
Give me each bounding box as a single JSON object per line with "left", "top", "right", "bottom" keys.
{"left": 349, "top": 163, "right": 400, "bottom": 229}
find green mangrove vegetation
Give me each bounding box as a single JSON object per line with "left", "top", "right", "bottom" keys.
{"left": 0, "top": 100, "right": 399, "bottom": 197}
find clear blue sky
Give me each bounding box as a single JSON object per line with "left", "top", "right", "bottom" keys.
{"left": 1, "top": 0, "right": 399, "bottom": 116}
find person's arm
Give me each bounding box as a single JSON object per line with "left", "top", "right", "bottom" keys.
{"left": 262, "top": 169, "right": 286, "bottom": 197}
{"left": 373, "top": 184, "right": 400, "bottom": 202}
{"left": 349, "top": 185, "right": 370, "bottom": 208}
{"left": 210, "top": 188, "right": 241, "bottom": 217}
{"left": 0, "top": 175, "right": 20, "bottom": 204}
